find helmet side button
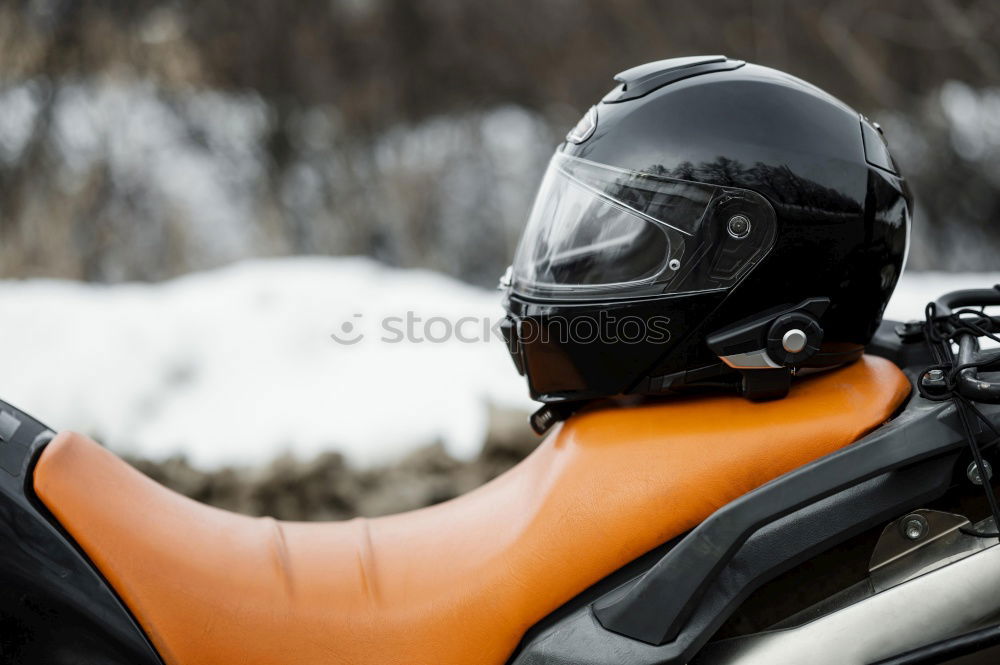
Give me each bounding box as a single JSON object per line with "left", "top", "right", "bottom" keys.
{"left": 782, "top": 329, "right": 808, "bottom": 354}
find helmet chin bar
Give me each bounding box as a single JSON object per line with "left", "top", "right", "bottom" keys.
{"left": 527, "top": 298, "right": 838, "bottom": 435}
{"left": 706, "top": 297, "right": 830, "bottom": 400}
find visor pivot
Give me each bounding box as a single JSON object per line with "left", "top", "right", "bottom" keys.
{"left": 727, "top": 214, "right": 751, "bottom": 239}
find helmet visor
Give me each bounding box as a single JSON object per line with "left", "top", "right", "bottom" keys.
{"left": 511, "top": 152, "right": 777, "bottom": 300}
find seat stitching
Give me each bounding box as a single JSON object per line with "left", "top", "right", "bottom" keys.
{"left": 355, "top": 517, "right": 380, "bottom": 609}
{"left": 263, "top": 516, "right": 296, "bottom": 601}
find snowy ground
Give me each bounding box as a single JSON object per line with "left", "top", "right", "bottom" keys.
{"left": 0, "top": 258, "right": 530, "bottom": 468}
{"left": 0, "top": 260, "right": 996, "bottom": 469}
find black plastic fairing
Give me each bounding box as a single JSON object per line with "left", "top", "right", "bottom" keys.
{"left": 512, "top": 325, "right": 1000, "bottom": 663}
{"left": 589, "top": 389, "right": 980, "bottom": 646}
{"left": 0, "top": 400, "right": 162, "bottom": 665}
{"left": 508, "top": 447, "right": 959, "bottom": 665}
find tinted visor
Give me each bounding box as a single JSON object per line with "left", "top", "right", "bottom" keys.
{"left": 512, "top": 152, "right": 777, "bottom": 300}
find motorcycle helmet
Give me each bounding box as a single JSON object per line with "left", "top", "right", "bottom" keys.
{"left": 499, "top": 56, "right": 911, "bottom": 432}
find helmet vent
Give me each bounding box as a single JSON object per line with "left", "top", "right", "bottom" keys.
{"left": 603, "top": 56, "right": 744, "bottom": 103}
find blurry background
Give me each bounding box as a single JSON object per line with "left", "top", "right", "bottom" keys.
{"left": 1, "top": 0, "right": 999, "bottom": 519}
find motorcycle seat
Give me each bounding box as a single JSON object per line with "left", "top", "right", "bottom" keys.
{"left": 33, "top": 355, "right": 909, "bottom": 665}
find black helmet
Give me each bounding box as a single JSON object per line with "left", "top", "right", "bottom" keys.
{"left": 500, "top": 56, "right": 911, "bottom": 430}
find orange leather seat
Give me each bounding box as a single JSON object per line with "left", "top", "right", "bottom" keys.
{"left": 33, "top": 356, "right": 909, "bottom": 665}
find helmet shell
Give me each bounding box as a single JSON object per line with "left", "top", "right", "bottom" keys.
{"left": 504, "top": 58, "right": 910, "bottom": 403}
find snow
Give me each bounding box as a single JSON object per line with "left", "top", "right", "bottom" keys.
{"left": 0, "top": 260, "right": 996, "bottom": 469}
{"left": 885, "top": 271, "right": 1000, "bottom": 322}
{"left": 0, "top": 258, "right": 531, "bottom": 468}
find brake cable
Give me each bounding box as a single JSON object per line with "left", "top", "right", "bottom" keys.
{"left": 917, "top": 295, "right": 1000, "bottom": 540}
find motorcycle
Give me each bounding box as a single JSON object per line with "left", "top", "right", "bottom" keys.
{"left": 2, "top": 286, "right": 1000, "bottom": 665}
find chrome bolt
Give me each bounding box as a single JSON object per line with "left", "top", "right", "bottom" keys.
{"left": 727, "top": 214, "right": 751, "bottom": 239}
{"left": 668, "top": 259, "right": 681, "bottom": 271}
{"left": 967, "top": 460, "right": 993, "bottom": 486}
{"left": 900, "top": 513, "right": 929, "bottom": 541}
{"left": 782, "top": 328, "right": 808, "bottom": 354}
{"left": 923, "top": 369, "right": 947, "bottom": 390}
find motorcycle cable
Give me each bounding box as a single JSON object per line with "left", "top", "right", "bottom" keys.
{"left": 918, "top": 295, "right": 1000, "bottom": 540}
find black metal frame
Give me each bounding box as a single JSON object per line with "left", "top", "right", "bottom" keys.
{"left": 935, "top": 287, "right": 1000, "bottom": 403}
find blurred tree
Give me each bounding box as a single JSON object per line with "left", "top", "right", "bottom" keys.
{"left": 0, "top": 0, "right": 998, "bottom": 283}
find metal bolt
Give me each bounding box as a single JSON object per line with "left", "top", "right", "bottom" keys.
{"left": 727, "top": 215, "right": 751, "bottom": 239}
{"left": 668, "top": 259, "right": 681, "bottom": 271}
{"left": 900, "top": 513, "right": 929, "bottom": 541}
{"left": 967, "top": 460, "right": 994, "bottom": 486}
{"left": 926, "top": 369, "right": 945, "bottom": 381}
{"left": 895, "top": 320, "right": 924, "bottom": 341}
